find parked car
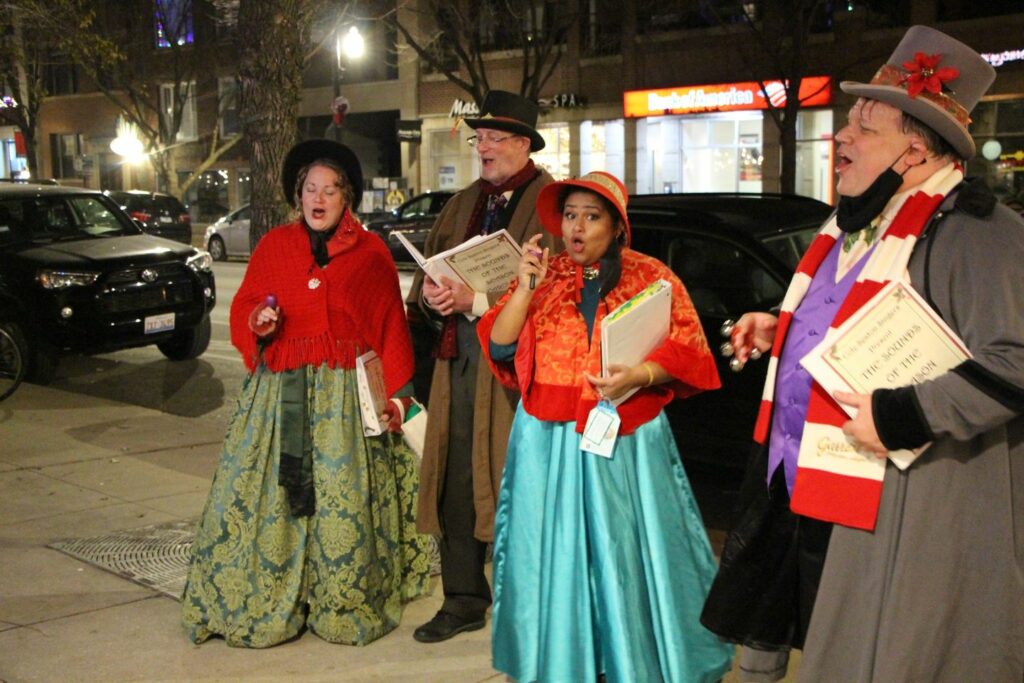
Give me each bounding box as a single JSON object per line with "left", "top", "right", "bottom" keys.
{"left": 408, "top": 192, "right": 834, "bottom": 474}
{"left": 0, "top": 183, "right": 216, "bottom": 383}
{"left": 205, "top": 204, "right": 251, "bottom": 260}
{"left": 107, "top": 190, "right": 193, "bottom": 245}
{"left": 365, "top": 191, "right": 455, "bottom": 265}
{"left": 1, "top": 177, "right": 58, "bottom": 185}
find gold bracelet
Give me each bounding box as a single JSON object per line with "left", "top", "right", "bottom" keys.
{"left": 643, "top": 362, "right": 655, "bottom": 387}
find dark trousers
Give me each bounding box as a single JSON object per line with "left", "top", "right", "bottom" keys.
{"left": 438, "top": 318, "right": 491, "bottom": 620}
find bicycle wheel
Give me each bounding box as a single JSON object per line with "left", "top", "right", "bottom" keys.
{"left": 0, "top": 321, "right": 26, "bottom": 401}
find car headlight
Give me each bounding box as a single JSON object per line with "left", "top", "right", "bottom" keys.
{"left": 186, "top": 250, "right": 213, "bottom": 273}
{"left": 37, "top": 269, "right": 100, "bottom": 289}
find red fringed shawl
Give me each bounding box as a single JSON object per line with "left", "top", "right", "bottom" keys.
{"left": 229, "top": 212, "right": 414, "bottom": 397}
{"left": 477, "top": 249, "right": 721, "bottom": 435}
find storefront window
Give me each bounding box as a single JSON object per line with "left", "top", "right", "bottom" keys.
{"left": 580, "top": 120, "right": 625, "bottom": 178}
{"left": 430, "top": 129, "right": 464, "bottom": 191}
{"left": 180, "top": 169, "right": 230, "bottom": 222}
{"left": 235, "top": 169, "right": 251, "bottom": 207}
{"left": 534, "top": 124, "right": 571, "bottom": 179}
{"left": 638, "top": 113, "right": 762, "bottom": 194}
{"left": 795, "top": 109, "right": 834, "bottom": 204}
{"left": 970, "top": 100, "right": 1024, "bottom": 210}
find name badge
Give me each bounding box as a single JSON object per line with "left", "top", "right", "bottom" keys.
{"left": 580, "top": 399, "right": 621, "bottom": 458}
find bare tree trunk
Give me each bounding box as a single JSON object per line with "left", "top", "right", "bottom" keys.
{"left": 238, "top": 0, "right": 314, "bottom": 249}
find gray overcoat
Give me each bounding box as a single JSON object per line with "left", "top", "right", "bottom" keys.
{"left": 798, "top": 196, "right": 1024, "bottom": 681}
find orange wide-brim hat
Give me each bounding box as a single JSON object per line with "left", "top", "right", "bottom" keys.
{"left": 536, "top": 171, "right": 631, "bottom": 246}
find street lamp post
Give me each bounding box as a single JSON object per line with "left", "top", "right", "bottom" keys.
{"left": 330, "top": 26, "right": 365, "bottom": 143}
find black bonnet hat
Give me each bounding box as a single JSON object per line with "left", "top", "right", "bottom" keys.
{"left": 281, "top": 138, "right": 363, "bottom": 208}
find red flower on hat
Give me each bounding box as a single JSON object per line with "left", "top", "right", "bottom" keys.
{"left": 901, "top": 52, "right": 959, "bottom": 98}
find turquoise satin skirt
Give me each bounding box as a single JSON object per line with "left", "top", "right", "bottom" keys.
{"left": 491, "top": 407, "right": 733, "bottom": 682}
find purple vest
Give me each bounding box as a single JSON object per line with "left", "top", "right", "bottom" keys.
{"left": 767, "top": 240, "right": 870, "bottom": 493}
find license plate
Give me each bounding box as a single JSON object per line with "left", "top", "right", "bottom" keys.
{"left": 159, "top": 216, "right": 173, "bottom": 223}
{"left": 144, "top": 312, "right": 175, "bottom": 334}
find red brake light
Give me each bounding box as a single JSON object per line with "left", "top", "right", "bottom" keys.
{"left": 179, "top": 213, "right": 191, "bottom": 224}
{"left": 129, "top": 210, "right": 151, "bottom": 222}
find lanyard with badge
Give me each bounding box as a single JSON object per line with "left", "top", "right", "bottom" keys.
{"left": 580, "top": 398, "right": 621, "bottom": 458}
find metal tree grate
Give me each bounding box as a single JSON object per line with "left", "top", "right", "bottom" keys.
{"left": 49, "top": 519, "right": 195, "bottom": 599}
{"left": 49, "top": 520, "right": 442, "bottom": 601}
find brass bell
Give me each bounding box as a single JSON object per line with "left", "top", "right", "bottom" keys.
{"left": 720, "top": 319, "right": 735, "bottom": 338}
{"left": 719, "top": 341, "right": 735, "bottom": 357}
{"left": 750, "top": 348, "right": 762, "bottom": 361}
{"left": 729, "top": 357, "right": 745, "bottom": 373}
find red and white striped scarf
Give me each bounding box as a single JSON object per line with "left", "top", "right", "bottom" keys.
{"left": 754, "top": 164, "right": 962, "bottom": 530}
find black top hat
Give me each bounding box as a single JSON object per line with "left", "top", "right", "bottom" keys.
{"left": 463, "top": 90, "right": 546, "bottom": 152}
{"left": 281, "top": 139, "right": 363, "bottom": 208}
{"left": 840, "top": 26, "right": 995, "bottom": 159}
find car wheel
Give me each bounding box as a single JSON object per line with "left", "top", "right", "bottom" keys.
{"left": 157, "top": 315, "right": 211, "bottom": 361}
{"left": 207, "top": 235, "right": 227, "bottom": 261}
{"left": 0, "top": 320, "right": 28, "bottom": 400}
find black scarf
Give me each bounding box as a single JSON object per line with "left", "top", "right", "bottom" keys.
{"left": 304, "top": 220, "right": 339, "bottom": 267}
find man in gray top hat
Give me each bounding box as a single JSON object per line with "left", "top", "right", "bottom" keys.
{"left": 408, "top": 90, "right": 558, "bottom": 643}
{"left": 702, "top": 25, "right": 1024, "bottom": 682}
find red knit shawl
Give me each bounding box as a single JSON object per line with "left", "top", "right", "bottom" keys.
{"left": 477, "top": 249, "right": 721, "bottom": 434}
{"left": 229, "top": 215, "right": 414, "bottom": 396}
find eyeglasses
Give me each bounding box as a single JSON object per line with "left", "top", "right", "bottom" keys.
{"left": 467, "top": 134, "right": 517, "bottom": 147}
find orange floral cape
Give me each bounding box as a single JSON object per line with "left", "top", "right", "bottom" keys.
{"left": 477, "top": 249, "right": 720, "bottom": 435}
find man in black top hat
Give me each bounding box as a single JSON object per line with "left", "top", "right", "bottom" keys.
{"left": 408, "top": 91, "right": 559, "bottom": 642}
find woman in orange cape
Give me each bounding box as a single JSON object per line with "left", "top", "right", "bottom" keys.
{"left": 478, "top": 172, "right": 733, "bottom": 682}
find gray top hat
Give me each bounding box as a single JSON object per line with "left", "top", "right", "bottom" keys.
{"left": 463, "top": 90, "right": 546, "bottom": 152}
{"left": 840, "top": 25, "right": 996, "bottom": 159}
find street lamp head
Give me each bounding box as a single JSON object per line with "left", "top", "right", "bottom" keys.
{"left": 341, "top": 26, "right": 364, "bottom": 61}
{"left": 110, "top": 118, "right": 146, "bottom": 165}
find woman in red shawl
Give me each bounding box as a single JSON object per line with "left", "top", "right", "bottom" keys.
{"left": 182, "top": 140, "right": 430, "bottom": 648}
{"left": 479, "top": 172, "right": 733, "bottom": 682}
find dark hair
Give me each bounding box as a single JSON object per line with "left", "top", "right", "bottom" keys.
{"left": 293, "top": 158, "right": 354, "bottom": 210}
{"left": 900, "top": 112, "right": 959, "bottom": 161}
{"left": 558, "top": 186, "right": 626, "bottom": 296}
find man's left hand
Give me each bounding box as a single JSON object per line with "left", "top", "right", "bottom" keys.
{"left": 834, "top": 390, "right": 887, "bottom": 458}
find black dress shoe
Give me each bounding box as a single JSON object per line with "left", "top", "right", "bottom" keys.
{"left": 413, "top": 611, "right": 486, "bottom": 643}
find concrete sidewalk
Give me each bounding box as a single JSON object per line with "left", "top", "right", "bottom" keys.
{"left": 0, "top": 383, "right": 792, "bottom": 682}
{"left": 0, "top": 383, "right": 496, "bottom": 683}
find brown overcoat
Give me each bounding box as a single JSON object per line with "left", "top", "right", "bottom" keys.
{"left": 408, "top": 170, "right": 557, "bottom": 541}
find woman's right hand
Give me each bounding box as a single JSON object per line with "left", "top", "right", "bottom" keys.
{"left": 730, "top": 312, "right": 778, "bottom": 362}
{"left": 250, "top": 304, "right": 280, "bottom": 338}
{"left": 518, "top": 233, "right": 549, "bottom": 292}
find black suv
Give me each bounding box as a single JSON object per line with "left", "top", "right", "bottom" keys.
{"left": 408, "top": 192, "right": 833, "bottom": 475}
{"left": 366, "top": 191, "right": 455, "bottom": 265}
{"left": 107, "top": 190, "right": 193, "bottom": 245}
{"left": 0, "top": 183, "right": 216, "bottom": 382}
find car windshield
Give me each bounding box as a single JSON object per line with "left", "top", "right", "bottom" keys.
{"left": 0, "top": 195, "right": 139, "bottom": 245}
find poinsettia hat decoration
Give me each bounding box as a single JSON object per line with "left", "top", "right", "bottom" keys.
{"left": 841, "top": 25, "right": 995, "bottom": 159}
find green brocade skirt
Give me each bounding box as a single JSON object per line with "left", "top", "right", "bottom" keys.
{"left": 181, "top": 363, "right": 432, "bottom": 647}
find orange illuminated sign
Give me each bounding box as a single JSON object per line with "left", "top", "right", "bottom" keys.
{"left": 624, "top": 76, "right": 832, "bottom": 117}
